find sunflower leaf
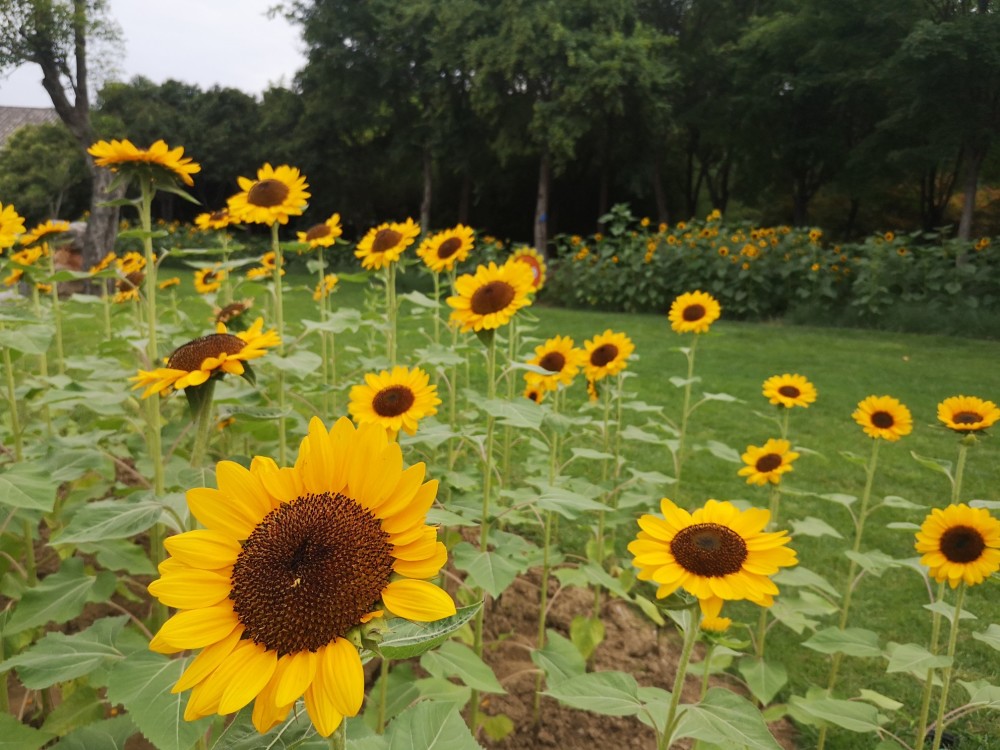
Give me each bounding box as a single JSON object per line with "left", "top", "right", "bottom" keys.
{"left": 973, "top": 624, "right": 1000, "bottom": 651}
{"left": 385, "top": 701, "right": 479, "bottom": 750}
{"left": 0, "top": 714, "right": 53, "bottom": 750}
{"left": 0, "top": 615, "right": 129, "bottom": 686}
{"left": 543, "top": 671, "right": 644, "bottom": 716}
{"left": 802, "top": 627, "right": 882, "bottom": 657}
{"left": 884, "top": 641, "right": 952, "bottom": 677}
{"left": 738, "top": 656, "right": 788, "bottom": 705}
{"left": 790, "top": 517, "right": 844, "bottom": 539}
{"left": 787, "top": 694, "right": 883, "bottom": 733}
{"left": 53, "top": 497, "right": 163, "bottom": 545}
{"left": 0, "top": 463, "right": 58, "bottom": 511}
{"left": 419, "top": 641, "right": 504, "bottom": 694}
{"left": 376, "top": 604, "right": 481, "bottom": 660}
{"left": 48, "top": 715, "right": 137, "bottom": 750}
{"left": 531, "top": 630, "right": 586, "bottom": 687}
{"left": 672, "top": 688, "right": 784, "bottom": 748}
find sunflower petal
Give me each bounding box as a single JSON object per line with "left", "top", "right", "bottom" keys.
{"left": 382, "top": 579, "right": 456, "bottom": 621}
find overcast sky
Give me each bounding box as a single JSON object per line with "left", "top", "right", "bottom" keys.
{"left": 0, "top": 0, "right": 307, "bottom": 108}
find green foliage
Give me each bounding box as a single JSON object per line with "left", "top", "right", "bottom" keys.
{"left": 0, "top": 123, "right": 88, "bottom": 224}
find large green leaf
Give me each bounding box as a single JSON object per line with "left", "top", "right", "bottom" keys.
{"left": 40, "top": 685, "right": 106, "bottom": 737}
{"left": 480, "top": 398, "right": 543, "bottom": 430}
{"left": 973, "top": 623, "right": 1000, "bottom": 652}
{"left": 451, "top": 543, "right": 525, "bottom": 598}
{"left": 738, "top": 656, "right": 788, "bottom": 706}
{"left": 884, "top": 642, "right": 952, "bottom": 677}
{"left": 672, "top": 688, "right": 782, "bottom": 749}
{"left": 419, "top": 641, "right": 504, "bottom": 694}
{"left": 530, "top": 630, "right": 586, "bottom": 687}
{"left": 0, "top": 713, "right": 52, "bottom": 750}
{"left": 0, "top": 325, "right": 53, "bottom": 355}
{"left": 3, "top": 558, "right": 115, "bottom": 635}
{"left": 788, "top": 695, "right": 883, "bottom": 733}
{"left": 208, "top": 707, "right": 328, "bottom": 749}
{"left": 54, "top": 498, "right": 163, "bottom": 544}
{"left": 49, "top": 715, "right": 137, "bottom": 750}
{"left": 0, "top": 463, "right": 58, "bottom": 511}
{"left": 544, "top": 671, "right": 644, "bottom": 716}
{"left": 803, "top": 627, "right": 882, "bottom": 657}
{"left": 386, "top": 701, "right": 481, "bottom": 750}
{"left": 376, "top": 604, "right": 480, "bottom": 660}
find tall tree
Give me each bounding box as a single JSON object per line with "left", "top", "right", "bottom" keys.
{"left": 0, "top": 121, "right": 88, "bottom": 222}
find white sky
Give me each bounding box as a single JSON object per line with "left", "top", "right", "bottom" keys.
{"left": 0, "top": 0, "right": 307, "bottom": 107}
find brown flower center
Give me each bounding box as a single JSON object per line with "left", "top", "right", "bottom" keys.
{"left": 538, "top": 351, "right": 566, "bottom": 373}
{"left": 683, "top": 304, "right": 706, "bottom": 322}
{"left": 230, "top": 492, "right": 393, "bottom": 655}
{"left": 372, "top": 228, "right": 402, "bottom": 254}
{"left": 778, "top": 385, "right": 801, "bottom": 399}
{"left": 952, "top": 411, "right": 983, "bottom": 426}
{"left": 372, "top": 385, "right": 416, "bottom": 417}
{"left": 527, "top": 389, "right": 541, "bottom": 403}
{"left": 167, "top": 333, "right": 246, "bottom": 372}
{"left": 470, "top": 281, "right": 516, "bottom": 315}
{"left": 670, "top": 523, "right": 748, "bottom": 577}
{"left": 939, "top": 525, "right": 986, "bottom": 564}
{"left": 305, "top": 224, "right": 331, "bottom": 241}
{"left": 436, "top": 237, "right": 462, "bottom": 260}
{"left": 247, "top": 179, "right": 290, "bottom": 208}
{"left": 209, "top": 209, "right": 228, "bottom": 223}
{"left": 870, "top": 411, "right": 895, "bottom": 429}
{"left": 590, "top": 344, "right": 619, "bottom": 368}
{"left": 216, "top": 302, "right": 248, "bottom": 324}
{"left": 755, "top": 453, "right": 783, "bottom": 473}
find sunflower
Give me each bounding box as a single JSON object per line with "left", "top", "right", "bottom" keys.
{"left": 762, "top": 373, "right": 817, "bottom": 409}
{"left": 246, "top": 266, "right": 271, "bottom": 282}
{"left": 738, "top": 439, "right": 800, "bottom": 486}
{"left": 214, "top": 299, "right": 254, "bottom": 326}
{"left": 525, "top": 335, "right": 587, "bottom": 391}
{"left": 915, "top": 504, "right": 1000, "bottom": 588}
{"left": 113, "top": 287, "right": 140, "bottom": 304}
{"left": 3, "top": 270, "right": 22, "bottom": 287}
{"left": 668, "top": 290, "right": 722, "bottom": 334}
{"left": 297, "top": 214, "right": 343, "bottom": 250}
{"left": 88, "top": 138, "right": 201, "bottom": 186}
{"left": 147, "top": 417, "right": 456, "bottom": 735}
{"left": 227, "top": 164, "right": 310, "bottom": 225}
{"left": 9, "top": 244, "right": 45, "bottom": 268}
{"left": 629, "top": 497, "right": 797, "bottom": 619}
{"left": 159, "top": 277, "right": 181, "bottom": 290}
{"left": 313, "top": 273, "right": 339, "bottom": 302}
{"left": 130, "top": 318, "right": 280, "bottom": 398}
{"left": 447, "top": 261, "right": 534, "bottom": 332}
{"left": 509, "top": 246, "right": 547, "bottom": 291}
{"left": 117, "top": 251, "right": 146, "bottom": 275}
{"left": 582, "top": 329, "right": 635, "bottom": 382}
{"left": 90, "top": 251, "right": 118, "bottom": 275}
{"left": 524, "top": 383, "right": 546, "bottom": 404}
{"left": 195, "top": 266, "right": 226, "bottom": 294}
{"left": 937, "top": 395, "right": 1000, "bottom": 433}
{"left": 416, "top": 225, "right": 475, "bottom": 273}
{"left": 19, "top": 219, "right": 70, "bottom": 246}
{"left": 852, "top": 395, "right": 912, "bottom": 441}
{"left": 348, "top": 366, "right": 441, "bottom": 437}
{"left": 700, "top": 614, "right": 732, "bottom": 633}
{"left": 0, "top": 202, "right": 26, "bottom": 249}
{"left": 194, "top": 209, "right": 233, "bottom": 231}
{"left": 355, "top": 218, "right": 421, "bottom": 271}
{"left": 259, "top": 251, "right": 277, "bottom": 270}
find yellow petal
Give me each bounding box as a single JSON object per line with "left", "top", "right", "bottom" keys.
{"left": 252, "top": 457, "right": 300, "bottom": 505}
{"left": 251, "top": 668, "right": 294, "bottom": 734}
{"left": 187, "top": 487, "right": 259, "bottom": 539}
{"left": 380, "top": 480, "right": 438, "bottom": 535}
{"left": 163, "top": 529, "right": 242, "bottom": 569}
{"left": 393, "top": 542, "right": 447, "bottom": 579}
{"left": 216, "top": 460, "right": 273, "bottom": 519}
{"left": 304, "top": 683, "right": 344, "bottom": 737}
{"left": 326, "top": 417, "right": 356, "bottom": 494}
{"left": 173, "top": 625, "right": 245, "bottom": 693}
{"left": 275, "top": 649, "right": 318, "bottom": 706}
{"left": 150, "top": 602, "right": 239, "bottom": 652}
{"left": 374, "top": 463, "right": 425, "bottom": 518}
{"left": 148, "top": 568, "right": 232, "bottom": 609}
{"left": 218, "top": 642, "right": 278, "bottom": 714}
{"left": 316, "top": 638, "right": 365, "bottom": 717}
{"left": 382, "top": 579, "right": 456, "bottom": 621}
{"left": 301, "top": 416, "right": 335, "bottom": 494}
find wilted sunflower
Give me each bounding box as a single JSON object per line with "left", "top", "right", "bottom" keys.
{"left": 915, "top": 503, "right": 1000, "bottom": 588}
{"left": 214, "top": 298, "right": 254, "bottom": 326}
{"left": 348, "top": 366, "right": 441, "bottom": 437}
{"left": 582, "top": 329, "right": 635, "bottom": 381}
{"left": 147, "top": 417, "right": 456, "bottom": 735}
{"left": 937, "top": 395, "right": 1000, "bottom": 433}
{"left": 195, "top": 208, "right": 233, "bottom": 231}
{"left": 669, "top": 290, "right": 722, "bottom": 334}
{"left": 355, "top": 218, "right": 421, "bottom": 271}
{"left": 629, "top": 497, "right": 797, "bottom": 619}
{"left": 447, "top": 260, "right": 534, "bottom": 332}
{"left": 20, "top": 219, "right": 70, "bottom": 246}
{"left": 416, "top": 225, "right": 475, "bottom": 273}
{"left": 0, "top": 202, "right": 26, "bottom": 249}
{"left": 853, "top": 395, "right": 912, "bottom": 441}
{"left": 195, "top": 266, "right": 226, "bottom": 294}
{"left": 738, "top": 439, "right": 799, "bottom": 486}
{"left": 525, "top": 335, "right": 586, "bottom": 391}
{"left": 762, "top": 373, "right": 817, "bottom": 409}
{"left": 88, "top": 138, "right": 201, "bottom": 186}
{"left": 130, "top": 318, "right": 280, "bottom": 398}
{"left": 297, "top": 214, "right": 343, "bottom": 250}
{"left": 313, "top": 273, "right": 338, "bottom": 302}
{"left": 509, "top": 246, "right": 547, "bottom": 291}
{"left": 228, "top": 164, "right": 310, "bottom": 225}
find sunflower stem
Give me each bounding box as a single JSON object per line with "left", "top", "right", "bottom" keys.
{"left": 930, "top": 583, "right": 965, "bottom": 750}
{"left": 700, "top": 641, "right": 715, "bottom": 701}
{"left": 30, "top": 285, "right": 53, "bottom": 437}
{"left": 271, "top": 223, "right": 288, "bottom": 464}
{"left": 674, "top": 336, "right": 699, "bottom": 498}
{"left": 329, "top": 719, "right": 346, "bottom": 750}
{"left": 220, "top": 232, "right": 233, "bottom": 305}
{"left": 2, "top": 344, "right": 23, "bottom": 460}
{"left": 500, "top": 318, "right": 517, "bottom": 489}
{"left": 952, "top": 442, "right": 968, "bottom": 504}
{"left": 46, "top": 247, "right": 65, "bottom": 375}
{"left": 189, "top": 379, "right": 218, "bottom": 468}
{"left": 376, "top": 657, "right": 390, "bottom": 734}
{"left": 100, "top": 283, "right": 112, "bottom": 341}
{"left": 661, "top": 607, "right": 700, "bottom": 750}
{"left": 22, "top": 518, "right": 37, "bottom": 585}
{"left": 432, "top": 271, "right": 441, "bottom": 355}
{"left": 385, "top": 262, "right": 397, "bottom": 368}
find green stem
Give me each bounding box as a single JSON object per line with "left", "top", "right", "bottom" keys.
{"left": 221, "top": 233, "right": 233, "bottom": 305}
{"left": 660, "top": 609, "right": 700, "bottom": 750}
{"left": 271, "top": 223, "right": 287, "bottom": 464}
{"left": 501, "top": 318, "right": 517, "bottom": 488}
{"left": 317, "top": 251, "right": 331, "bottom": 418}
{"left": 952, "top": 443, "right": 968, "bottom": 504}
{"left": 189, "top": 380, "right": 218, "bottom": 469}
{"left": 432, "top": 271, "right": 441, "bottom": 353}
{"left": 30, "top": 285, "right": 53, "bottom": 436}
{"left": 930, "top": 584, "right": 966, "bottom": 750}
{"left": 101, "top": 284, "right": 112, "bottom": 340}
{"left": 385, "top": 262, "right": 397, "bottom": 367}
{"left": 915, "top": 579, "right": 948, "bottom": 749}
{"left": 47, "top": 250, "right": 65, "bottom": 375}
{"left": 674, "top": 336, "right": 699, "bottom": 496}
{"left": 22, "top": 518, "right": 37, "bottom": 585}
{"left": 376, "top": 657, "right": 390, "bottom": 734}
{"left": 3, "top": 345, "right": 22, "bottom": 460}
{"left": 329, "top": 719, "right": 346, "bottom": 750}
{"left": 700, "top": 642, "right": 715, "bottom": 701}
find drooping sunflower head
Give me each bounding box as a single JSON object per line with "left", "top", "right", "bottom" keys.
{"left": 129, "top": 317, "right": 280, "bottom": 398}
{"left": 525, "top": 335, "right": 587, "bottom": 391}
{"left": 852, "top": 395, "right": 912, "bottom": 441}
{"left": 915, "top": 503, "right": 1000, "bottom": 588}
{"left": 147, "top": 417, "right": 456, "bottom": 736}
{"left": 582, "top": 329, "right": 635, "bottom": 381}
{"left": 213, "top": 298, "right": 254, "bottom": 326}
{"left": 762, "top": 373, "right": 817, "bottom": 409}
{"left": 348, "top": 365, "right": 441, "bottom": 437}
{"left": 509, "top": 245, "right": 547, "bottom": 291}
{"left": 20, "top": 219, "right": 70, "bottom": 247}
{"left": 88, "top": 138, "right": 201, "bottom": 187}
{"left": 227, "top": 163, "right": 310, "bottom": 226}
{"left": 416, "top": 224, "right": 475, "bottom": 273}
{"left": 937, "top": 395, "right": 1000, "bottom": 434}
{"left": 159, "top": 277, "right": 181, "bottom": 291}
{"left": 194, "top": 266, "right": 226, "bottom": 294}
{"left": 9, "top": 244, "right": 45, "bottom": 268}
{"left": 668, "top": 290, "right": 722, "bottom": 334}
{"left": 738, "top": 439, "right": 800, "bottom": 486}
{"left": 447, "top": 260, "right": 535, "bottom": 332}
{"left": 297, "top": 213, "right": 343, "bottom": 250}
{"left": 314, "top": 273, "right": 339, "bottom": 302}
{"left": 194, "top": 208, "right": 233, "bottom": 232}
{"left": 0, "top": 202, "right": 26, "bottom": 250}
{"left": 355, "top": 218, "right": 421, "bottom": 270}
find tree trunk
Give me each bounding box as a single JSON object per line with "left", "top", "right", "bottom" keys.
{"left": 534, "top": 150, "right": 551, "bottom": 256}
{"left": 420, "top": 146, "right": 433, "bottom": 233}
{"left": 83, "top": 167, "right": 120, "bottom": 270}
{"left": 957, "top": 145, "right": 986, "bottom": 241}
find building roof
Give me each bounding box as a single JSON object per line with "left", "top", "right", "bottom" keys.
{"left": 0, "top": 106, "right": 61, "bottom": 147}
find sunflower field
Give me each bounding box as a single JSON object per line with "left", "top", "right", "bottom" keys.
{"left": 1, "top": 144, "right": 999, "bottom": 750}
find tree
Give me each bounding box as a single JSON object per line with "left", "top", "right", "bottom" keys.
{"left": 0, "top": 121, "right": 88, "bottom": 222}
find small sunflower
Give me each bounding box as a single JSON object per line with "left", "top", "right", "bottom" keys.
{"left": 415, "top": 225, "right": 475, "bottom": 273}
{"left": 19, "top": 219, "right": 70, "bottom": 246}
{"left": 259, "top": 251, "right": 278, "bottom": 270}
{"left": 246, "top": 266, "right": 272, "bottom": 282}
{"left": 297, "top": 214, "right": 343, "bottom": 250}
{"left": 159, "top": 277, "right": 181, "bottom": 290}
{"left": 0, "top": 202, "right": 26, "bottom": 249}
{"left": 700, "top": 614, "right": 732, "bottom": 633}
{"left": 348, "top": 366, "right": 441, "bottom": 437}
{"left": 214, "top": 299, "right": 254, "bottom": 326}
{"left": 852, "top": 395, "right": 912, "bottom": 441}
{"left": 738, "top": 439, "right": 800, "bottom": 486}
{"left": 937, "top": 395, "right": 1000, "bottom": 433}
{"left": 130, "top": 318, "right": 280, "bottom": 398}
{"left": 509, "top": 246, "right": 547, "bottom": 291}
{"left": 762, "top": 373, "right": 817, "bottom": 409}
{"left": 915, "top": 504, "right": 1000, "bottom": 588}
{"left": 669, "top": 290, "right": 722, "bottom": 334}
{"left": 88, "top": 138, "right": 201, "bottom": 187}
{"left": 194, "top": 208, "right": 233, "bottom": 231}
{"left": 587, "top": 378, "right": 599, "bottom": 402}
{"left": 355, "top": 218, "right": 421, "bottom": 271}
{"left": 314, "top": 273, "right": 339, "bottom": 302}
{"left": 227, "top": 163, "right": 310, "bottom": 225}
{"left": 147, "top": 417, "right": 456, "bottom": 735}
{"left": 195, "top": 267, "right": 226, "bottom": 294}
{"left": 90, "top": 251, "right": 117, "bottom": 275}
{"left": 117, "top": 251, "right": 146, "bottom": 275}
{"left": 524, "top": 383, "right": 546, "bottom": 404}
{"left": 582, "top": 329, "right": 635, "bottom": 382}
{"left": 628, "top": 497, "right": 797, "bottom": 619}
{"left": 113, "top": 287, "right": 140, "bottom": 303}
{"left": 447, "top": 261, "right": 534, "bottom": 332}
{"left": 525, "top": 335, "right": 586, "bottom": 391}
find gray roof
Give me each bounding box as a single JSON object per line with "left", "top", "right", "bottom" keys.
{"left": 0, "top": 106, "right": 61, "bottom": 147}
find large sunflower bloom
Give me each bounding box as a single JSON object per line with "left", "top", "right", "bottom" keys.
{"left": 195, "top": 209, "right": 234, "bottom": 231}
{"left": 582, "top": 329, "right": 635, "bottom": 381}
{"left": 738, "top": 439, "right": 800, "bottom": 486}
{"left": 147, "top": 417, "right": 456, "bottom": 735}
{"left": 130, "top": 317, "right": 280, "bottom": 398}
{"left": 524, "top": 335, "right": 587, "bottom": 391}
{"left": 668, "top": 290, "right": 722, "bottom": 334}
{"left": 447, "top": 261, "right": 534, "bottom": 332}
{"left": 915, "top": 503, "right": 1000, "bottom": 588}
{"left": 762, "top": 373, "right": 817, "bottom": 409}
{"left": 19, "top": 219, "right": 70, "bottom": 246}
{"left": 355, "top": 218, "right": 421, "bottom": 271}
{"left": 228, "top": 164, "right": 310, "bottom": 225}
{"left": 195, "top": 266, "right": 226, "bottom": 294}
{"left": 297, "top": 214, "right": 343, "bottom": 250}
{"left": 937, "top": 395, "right": 1000, "bottom": 433}
{"left": 0, "top": 202, "right": 26, "bottom": 249}
{"left": 88, "top": 138, "right": 201, "bottom": 186}
{"left": 348, "top": 366, "right": 441, "bottom": 437}
{"left": 416, "top": 225, "right": 475, "bottom": 273}
{"left": 509, "top": 245, "right": 547, "bottom": 291}
{"left": 852, "top": 395, "right": 912, "bottom": 441}
{"left": 629, "top": 498, "right": 797, "bottom": 619}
